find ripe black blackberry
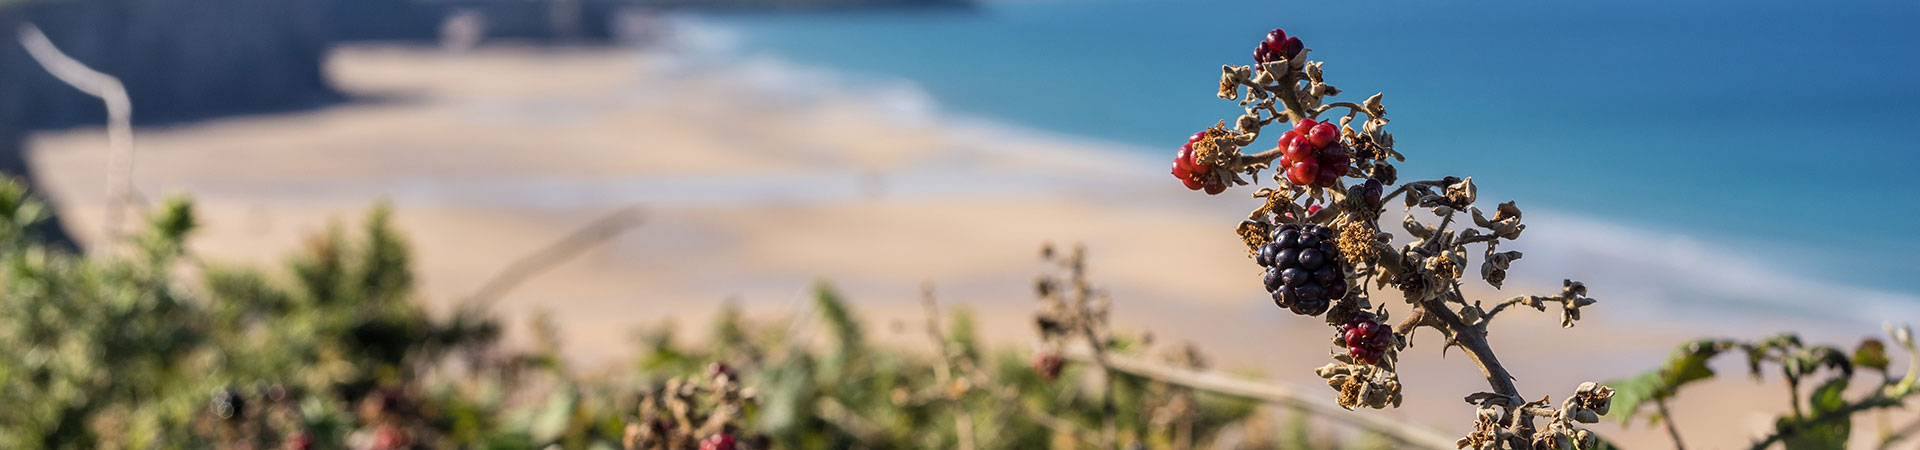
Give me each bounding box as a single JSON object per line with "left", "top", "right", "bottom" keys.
{"left": 1256, "top": 222, "right": 1349, "bottom": 316}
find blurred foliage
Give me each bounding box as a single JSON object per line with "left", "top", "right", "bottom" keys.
{"left": 1608, "top": 331, "right": 1917, "bottom": 449}
{"left": 0, "top": 179, "right": 1370, "bottom": 449}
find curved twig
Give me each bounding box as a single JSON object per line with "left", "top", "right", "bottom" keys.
{"left": 1059, "top": 347, "right": 1457, "bottom": 450}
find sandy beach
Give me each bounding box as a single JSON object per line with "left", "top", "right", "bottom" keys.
{"left": 23, "top": 44, "right": 1914, "bottom": 448}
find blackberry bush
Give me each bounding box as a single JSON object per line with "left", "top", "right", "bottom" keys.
{"left": 1172, "top": 24, "right": 1632, "bottom": 449}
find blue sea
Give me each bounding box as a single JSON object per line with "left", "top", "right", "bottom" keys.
{"left": 688, "top": 0, "right": 1920, "bottom": 315}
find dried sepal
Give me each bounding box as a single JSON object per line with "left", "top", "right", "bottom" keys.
{"left": 1444, "top": 177, "right": 1477, "bottom": 208}
{"left": 1314, "top": 362, "right": 1402, "bottom": 410}
{"left": 1237, "top": 219, "right": 1271, "bottom": 257}
{"left": 1560, "top": 382, "right": 1613, "bottom": 423}
{"left": 1218, "top": 65, "right": 1253, "bottom": 101}
{"left": 1456, "top": 402, "right": 1514, "bottom": 450}
{"left": 1472, "top": 201, "right": 1526, "bottom": 240}
{"left": 1481, "top": 247, "right": 1523, "bottom": 289}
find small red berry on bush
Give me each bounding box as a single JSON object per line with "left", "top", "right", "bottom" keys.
{"left": 1309, "top": 122, "right": 1338, "bottom": 147}
{"left": 1170, "top": 131, "right": 1227, "bottom": 194}
{"left": 1362, "top": 178, "right": 1384, "bottom": 207}
{"left": 1293, "top": 118, "right": 1319, "bottom": 135}
{"left": 1032, "top": 352, "right": 1065, "bottom": 380}
{"left": 371, "top": 424, "right": 409, "bottom": 450}
{"left": 1277, "top": 120, "right": 1350, "bottom": 187}
{"left": 1254, "top": 28, "right": 1305, "bottom": 65}
{"left": 1315, "top": 168, "right": 1339, "bottom": 187}
{"left": 1285, "top": 159, "right": 1317, "bottom": 186}
{"left": 285, "top": 431, "right": 314, "bottom": 450}
{"left": 701, "top": 433, "right": 738, "bottom": 450}
{"left": 1337, "top": 316, "right": 1395, "bottom": 365}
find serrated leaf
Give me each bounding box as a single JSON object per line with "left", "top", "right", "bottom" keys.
{"left": 1853, "top": 339, "right": 1889, "bottom": 373}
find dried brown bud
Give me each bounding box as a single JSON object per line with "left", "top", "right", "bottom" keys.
{"left": 1371, "top": 163, "right": 1398, "bottom": 185}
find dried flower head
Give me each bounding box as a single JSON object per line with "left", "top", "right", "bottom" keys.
{"left": 1334, "top": 218, "right": 1381, "bottom": 269}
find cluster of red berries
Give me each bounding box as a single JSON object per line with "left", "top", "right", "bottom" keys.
{"left": 1171, "top": 130, "right": 1227, "bottom": 195}
{"left": 1254, "top": 28, "right": 1304, "bottom": 65}
{"left": 701, "top": 433, "right": 737, "bottom": 450}
{"left": 1278, "top": 118, "right": 1350, "bottom": 187}
{"left": 1258, "top": 223, "right": 1348, "bottom": 316}
{"left": 1031, "top": 351, "right": 1065, "bottom": 381}
{"left": 1337, "top": 315, "right": 1394, "bottom": 365}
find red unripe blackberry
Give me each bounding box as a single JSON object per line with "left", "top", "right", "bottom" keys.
{"left": 1255, "top": 29, "right": 1305, "bottom": 64}
{"left": 1282, "top": 37, "right": 1304, "bottom": 59}
{"left": 1032, "top": 352, "right": 1065, "bottom": 381}
{"left": 1175, "top": 144, "right": 1198, "bottom": 174}
{"left": 1322, "top": 154, "right": 1351, "bottom": 172}
{"left": 286, "top": 431, "right": 314, "bottom": 450}
{"left": 371, "top": 424, "right": 408, "bottom": 450}
{"left": 1257, "top": 223, "right": 1347, "bottom": 317}
{"left": 1293, "top": 118, "right": 1319, "bottom": 136}
{"left": 1320, "top": 141, "right": 1348, "bottom": 161}
{"left": 1254, "top": 29, "right": 1291, "bottom": 64}
{"left": 1284, "top": 138, "right": 1315, "bottom": 164}
{"left": 1315, "top": 167, "right": 1340, "bottom": 187}
{"left": 1337, "top": 316, "right": 1395, "bottom": 365}
{"left": 701, "top": 433, "right": 738, "bottom": 450}
{"left": 1309, "top": 122, "right": 1339, "bottom": 147}
{"left": 1171, "top": 133, "right": 1224, "bottom": 193}
{"left": 1262, "top": 29, "right": 1288, "bottom": 53}
{"left": 1287, "top": 159, "right": 1319, "bottom": 185}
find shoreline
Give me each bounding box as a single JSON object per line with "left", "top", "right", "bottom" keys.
{"left": 23, "top": 43, "right": 1916, "bottom": 448}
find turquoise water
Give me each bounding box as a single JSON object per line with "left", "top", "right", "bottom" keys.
{"left": 697, "top": 0, "right": 1920, "bottom": 297}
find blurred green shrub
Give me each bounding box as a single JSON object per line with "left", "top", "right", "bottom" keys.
{"left": 0, "top": 179, "right": 1363, "bottom": 449}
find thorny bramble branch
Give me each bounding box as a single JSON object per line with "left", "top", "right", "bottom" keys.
{"left": 1169, "top": 26, "right": 1613, "bottom": 449}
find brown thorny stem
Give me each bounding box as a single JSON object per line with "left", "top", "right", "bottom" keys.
{"left": 1195, "top": 45, "right": 1611, "bottom": 448}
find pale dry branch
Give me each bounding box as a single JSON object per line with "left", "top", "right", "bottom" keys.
{"left": 17, "top": 24, "right": 134, "bottom": 254}
{"left": 466, "top": 206, "right": 645, "bottom": 308}
{"left": 1058, "top": 346, "right": 1457, "bottom": 450}
{"left": 920, "top": 286, "right": 977, "bottom": 450}
{"left": 813, "top": 397, "right": 888, "bottom": 446}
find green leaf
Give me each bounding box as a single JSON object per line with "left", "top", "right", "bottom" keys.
{"left": 813, "top": 281, "right": 864, "bottom": 375}
{"left": 1605, "top": 371, "right": 1661, "bottom": 426}
{"left": 1660, "top": 339, "right": 1732, "bottom": 388}
{"left": 1607, "top": 339, "right": 1737, "bottom": 425}
{"left": 528, "top": 386, "right": 578, "bottom": 443}
{"left": 1853, "top": 339, "right": 1889, "bottom": 373}
{"left": 1780, "top": 377, "right": 1851, "bottom": 450}
{"left": 1786, "top": 346, "right": 1853, "bottom": 380}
